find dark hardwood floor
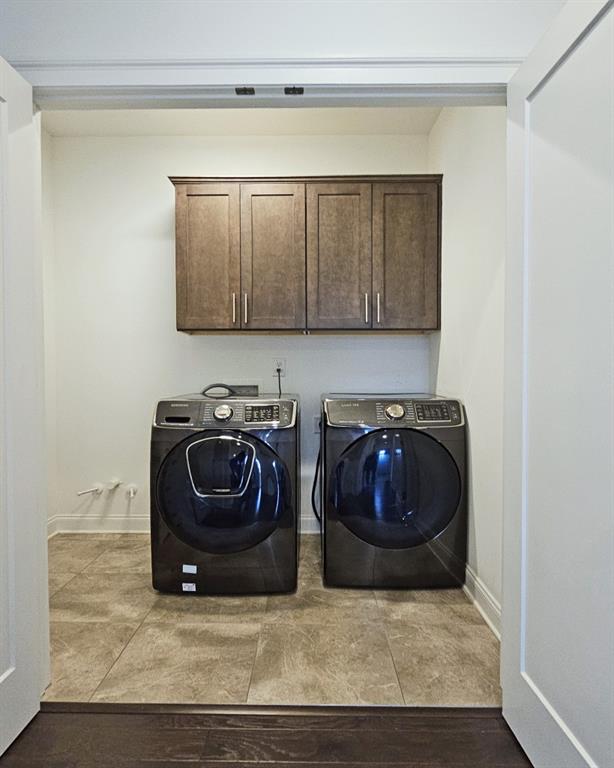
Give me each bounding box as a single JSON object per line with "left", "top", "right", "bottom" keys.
{"left": 0, "top": 703, "right": 531, "bottom": 767}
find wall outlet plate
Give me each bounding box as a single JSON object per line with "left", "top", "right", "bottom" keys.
{"left": 313, "top": 415, "right": 321, "bottom": 434}
{"left": 272, "top": 358, "right": 286, "bottom": 377}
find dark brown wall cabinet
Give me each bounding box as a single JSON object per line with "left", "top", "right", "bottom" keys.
{"left": 241, "top": 183, "right": 305, "bottom": 330}
{"left": 372, "top": 182, "right": 439, "bottom": 330}
{"left": 307, "top": 183, "right": 372, "bottom": 329}
{"left": 175, "top": 183, "right": 240, "bottom": 331}
{"left": 171, "top": 175, "right": 441, "bottom": 332}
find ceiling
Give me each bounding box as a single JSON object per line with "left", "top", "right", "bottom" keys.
{"left": 42, "top": 106, "right": 442, "bottom": 137}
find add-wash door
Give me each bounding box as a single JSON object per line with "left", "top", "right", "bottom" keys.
{"left": 157, "top": 431, "right": 290, "bottom": 554}
{"left": 0, "top": 58, "right": 48, "bottom": 755}
{"left": 503, "top": 2, "right": 613, "bottom": 766}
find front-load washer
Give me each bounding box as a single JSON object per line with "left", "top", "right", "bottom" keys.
{"left": 320, "top": 394, "right": 466, "bottom": 589}
{"left": 151, "top": 392, "right": 299, "bottom": 594}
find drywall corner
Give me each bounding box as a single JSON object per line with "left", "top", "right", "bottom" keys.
{"left": 427, "top": 106, "right": 506, "bottom": 608}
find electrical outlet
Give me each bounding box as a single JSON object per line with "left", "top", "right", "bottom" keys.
{"left": 313, "top": 415, "right": 321, "bottom": 434}
{"left": 272, "top": 358, "right": 286, "bottom": 377}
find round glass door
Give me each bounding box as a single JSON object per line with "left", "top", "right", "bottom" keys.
{"left": 330, "top": 429, "right": 461, "bottom": 549}
{"left": 157, "top": 431, "right": 289, "bottom": 554}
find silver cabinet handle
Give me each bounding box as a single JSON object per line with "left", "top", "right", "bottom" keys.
{"left": 244, "top": 293, "right": 248, "bottom": 325}
{"left": 232, "top": 293, "right": 237, "bottom": 325}
{"left": 364, "top": 293, "right": 369, "bottom": 324}
{"left": 376, "top": 292, "right": 381, "bottom": 324}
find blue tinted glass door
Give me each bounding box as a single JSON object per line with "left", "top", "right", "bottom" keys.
{"left": 157, "top": 431, "right": 289, "bottom": 554}
{"left": 330, "top": 429, "right": 461, "bottom": 548}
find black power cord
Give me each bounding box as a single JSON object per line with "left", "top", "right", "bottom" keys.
{"left": 311, "top": 448, "right": 322, "bottom": 525}
{"left": 276, "top": 367, "right": 282, "bottom": 398}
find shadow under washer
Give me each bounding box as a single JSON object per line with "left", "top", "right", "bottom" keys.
{"left": 150, "top": 394, "right": 299, "bottom": 594}
{"left": 320, "top": 394, "right": 467, "bottom": 589}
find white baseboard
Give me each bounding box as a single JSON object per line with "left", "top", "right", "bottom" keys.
{"left": 300, "top": 516, "right": 320, "bottom": 534}
{"left": 463, "top": 563, "right": 501, "bottom": 640}
{"left": 47, "top": 514, "right": 150, "bottom": 537}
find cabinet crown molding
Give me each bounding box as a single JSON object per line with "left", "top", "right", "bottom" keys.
{"left": 169, "top": 174, "right": 442, "bottom": 186}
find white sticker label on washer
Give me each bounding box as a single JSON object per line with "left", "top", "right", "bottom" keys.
{"left": 182, "top": 582, "right": 196, "bottom": 592}
{"left": 182, "top": 564, "right": 197, "bottom": 574}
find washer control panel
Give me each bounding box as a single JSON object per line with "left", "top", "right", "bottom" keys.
{"left": 324, "top": 396, "right": 463, "bottom": 429}
{"left": 155, "top": 398, "right": 297, "bottom": 429}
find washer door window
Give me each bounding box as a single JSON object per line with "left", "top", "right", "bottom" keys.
{"left": 330, "top": 429, "right": 461, "bottom": 549}
{"left": 157, "top": 431, "right": 290, "bottom": 554}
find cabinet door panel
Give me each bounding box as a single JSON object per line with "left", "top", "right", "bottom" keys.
{"left": 241, "top": 183, "right": 306, "bottom": 329}
{"left": 176, "top": 183, "right": 240, "bottom": 330}
{"left": 372, "top": 182, "right": 439, "bottom": 329}
{"left": 307, "top": 183, "right": 372, "bottom": 329}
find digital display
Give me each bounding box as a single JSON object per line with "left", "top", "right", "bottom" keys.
{"left": 415, "top": 403, "right": 451, "bottom": 422}
{"left": 244, "top": 404, "right": 280, "bottom": 423}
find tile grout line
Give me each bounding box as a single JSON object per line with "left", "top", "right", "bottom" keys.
{"left": 49, "top": 534, "right": 119, "bottom": 581}
{"left": 86, "top": 541, "right": 156, "bottom": 702}
{"left": 86, "top": 613, "right": 148, "bottom": 703}
{"left": 49, "top": 535, "right": 151, "bottom": 703}
{"left": 48, "top": 535, "right": 146, "bottom": 703}
{"left": 377, "top": 598, "right": 407, "bottom": 707}
{"left": 48, "top": 571, "right": 80, "bottom": 598}
{"left": 48, "top": 535, "right": 122, "bottom": 607}
{"left": 244, "top": 617, "right": 266, "bottom": 706}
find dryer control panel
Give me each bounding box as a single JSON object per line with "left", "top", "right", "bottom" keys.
{"left": 155, "top": 398, "right": 297, "bottom": 429}
{"left": 324, "top": 396, "right": 463, "bottom": 429}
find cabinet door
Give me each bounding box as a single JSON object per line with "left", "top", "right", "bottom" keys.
{"left": 307, "top": 183, "right": 372, "bottom": 329}
{"left": 175, "top": 183, "right": 240, "bottom": 330}
{"left": 372, "top": 182, "right": 439, "bottom": 329}
{"left": 240, "top": 183, "right": 306, "bottom": 329}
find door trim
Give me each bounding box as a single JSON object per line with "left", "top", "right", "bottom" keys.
{"left": 10, "top": 56, "right": 517, "bottom": 109}
{"left": 503, "top": 2, "right": 613, "bottom": 766}
{"left": 0, "top": 56, "right": 47, "bottom": 757}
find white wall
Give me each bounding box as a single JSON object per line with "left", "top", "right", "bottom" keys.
{"left": 41, "top": 128, "right": 58, "bottom": 538}
{"left": 43, "top": 124, "right": 431, "bottom": 534}
{"left": 0, "top": 1, "right": 564, "bottom": 62}
{"left": 428, "top": 106, "right": 506, "bottom": 631}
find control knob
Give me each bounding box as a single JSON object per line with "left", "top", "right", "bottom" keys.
{"left": 385, "top": 403, "right": 405, "bottom": 420}
{"left": 213, "top": 404, "right": 233, "bottom": 422}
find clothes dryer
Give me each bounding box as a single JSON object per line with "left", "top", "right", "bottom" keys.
{"left": 320, "top": 394, "right": 466, "bottom": 588}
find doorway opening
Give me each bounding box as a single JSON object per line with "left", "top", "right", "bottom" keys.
{"left": 41, "top": 102, "right": 505, "bottom": 706}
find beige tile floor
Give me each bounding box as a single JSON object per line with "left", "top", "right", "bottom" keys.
{"left": 45, "top": 533, "right": 501, "bottom": 706}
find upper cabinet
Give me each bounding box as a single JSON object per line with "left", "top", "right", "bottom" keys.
{"left": 175, "top": 183, "right": 240, "bottom": 331}
{"left": 241, "top": 183, "right": 305, "bottom": 330}
{"left": 171, "top": 176, "right": 441, "bottom": 333}
{"left": 372, "top": 182, "right": 439, "bottom": 330}
{"left": 306, "top": 183, "right": 372, "bottom": 329}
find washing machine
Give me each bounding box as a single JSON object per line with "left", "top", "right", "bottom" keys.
{"left": 151, "top": 391, "right": 299, "bottom": 594}
{"left": 320, "top": 394, "right": 466, "bottom": 589}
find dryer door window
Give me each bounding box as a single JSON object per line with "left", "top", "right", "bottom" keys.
{"left": 157, "top": 431, "right": 290, "bottom": 554}
{"left": 330, "top": 429, "right": 461, "bottom": 549}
